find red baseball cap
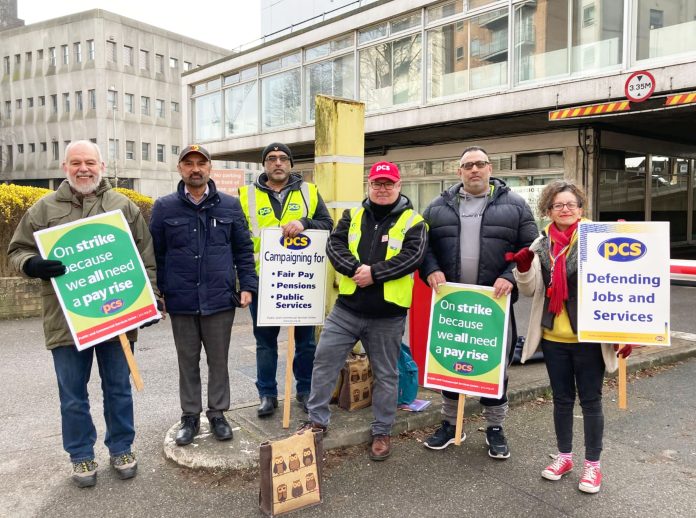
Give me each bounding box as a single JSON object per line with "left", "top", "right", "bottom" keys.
{"left": 369, "top": 161, "right": 400, "bottom": 182}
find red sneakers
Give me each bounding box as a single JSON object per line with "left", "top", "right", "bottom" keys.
{"left": 578, "top": 461, "right": 602, "bottom": 494}
{"left": 541, "top": 454, "right": 574, "bottom": 481}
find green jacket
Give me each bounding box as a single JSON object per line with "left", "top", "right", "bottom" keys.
{"left": 7, "top": 179, "right": 157, "bottom": 350}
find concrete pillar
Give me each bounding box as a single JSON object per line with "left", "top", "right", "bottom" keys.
{"left": 313, "top": 95, "right": 365, "bottom": 310}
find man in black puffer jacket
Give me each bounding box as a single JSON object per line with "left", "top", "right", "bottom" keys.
{"left": 420, "top": 146, "right": 538, "bottom": 458}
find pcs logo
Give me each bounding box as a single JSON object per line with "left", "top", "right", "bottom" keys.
{"left": 280, "top": 233, "right": 311, "bottom": 250}
{"left": 453, "top": 362, "right": 473, "bottom": 374}
{"left": 101, "top": 298, "right": 124, "bottom": 315}
{"left": 258, "top": 207, "right": 272, "bottom": 216}
{"left": 288, "top": 203, "right": 300, "bottom": 211}
{"left": 598, "top": 237, "right": 646, "bottom": 262}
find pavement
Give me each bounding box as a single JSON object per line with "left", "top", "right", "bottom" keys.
{"left": 162, "top": 332, "right": 696, "bottom": 472}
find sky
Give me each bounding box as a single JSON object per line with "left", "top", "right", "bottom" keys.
{"left": 18, "top": 0, "right": 262, "bottom": 50}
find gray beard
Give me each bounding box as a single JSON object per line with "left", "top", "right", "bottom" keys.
{"left": 68, "top": 172, "right": 101, "bottom": 194}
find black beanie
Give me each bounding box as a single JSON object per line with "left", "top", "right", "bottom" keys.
{"left": 261, "top": 142, "right": 294, "bottom": 167}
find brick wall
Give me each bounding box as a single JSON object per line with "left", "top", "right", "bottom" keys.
{"left": 0, "top": 277, "right": 42, "bottom": 319}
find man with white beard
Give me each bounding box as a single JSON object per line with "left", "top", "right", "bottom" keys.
{"left": 8, "top": 140, "right": 158, "bottom": 488}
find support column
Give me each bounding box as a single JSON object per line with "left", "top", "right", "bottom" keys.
{"left": 313, "top": 95, "right": 365, "bottom": 311}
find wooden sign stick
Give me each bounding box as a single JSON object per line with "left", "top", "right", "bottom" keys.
{"left": 118, "top": 333, "right": 143, "bottom": 391}
{"left": 617, "top": 344, "right": 627, "bottom": 410}
{"left": 454, "top": 393, "right": 466, "bottom": 446}
{"left": 282, "top": 326, "right": 296, "bottom": 429}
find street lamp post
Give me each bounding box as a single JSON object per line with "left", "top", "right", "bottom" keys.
{"left": 108, "top": 86, "right": 118, "bottom": 187}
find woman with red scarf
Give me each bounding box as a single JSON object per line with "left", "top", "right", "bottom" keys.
{"left": 509, "top": 180, "right": 632, "bottom": 494}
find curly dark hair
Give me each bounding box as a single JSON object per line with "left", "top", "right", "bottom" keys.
{"left": 537, "top": 179, "right": 587, "bottom": 216}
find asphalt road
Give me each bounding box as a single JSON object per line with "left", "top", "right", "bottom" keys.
{"left": 0, "top": 285, "right": 694, "bottom": 517}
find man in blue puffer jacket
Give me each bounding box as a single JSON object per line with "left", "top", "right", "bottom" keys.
{"left": 150, "top": 145, "right": 258, "bottom": 446}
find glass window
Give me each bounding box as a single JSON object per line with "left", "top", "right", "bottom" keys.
{"left": 171, "top": 101, "right": 180, "bottom": 112}
{"left": 636, "top": 0, "right": 696, "bottom": 60}
{"left": 125, "top": 93, "right": 134, "bottom": 113}
{"left": 106, "top": 41, "right": 116, "bottom": 63}
{"left": 358, "top": 23, "right": 388, "bottom": 45}
{"left": 87, "top": 40, "right": 95, "bottom": 60}
{"left": 63, "top": 93, "right": 70, "bottom": 112}
{"left": 37, "top": 49, "right": 44, "bottom": 60}
{"left": 156, "top": 54, "right": 164, "bottom": 73}
{"left": 75, "top": 91, "right": 82, "bottom": 111}
{"left": 142, "top": 142, "right": 151, "bottom": 161}
{"left": 29, "top": 143, "right": 35, "bottom": 152}
{"left": 74, "top": 42, "right": 82, "bottom": 63}
{"left": 224, "top": 72, "right": 240, "bottom": 85}
{"left": 48, "top": 47, "right": 56, "bottom": 66}
{"left": 52, "top": 141, "right": 59, "bottom": 160}
{"left": 305, "top": 34, "right": 354, "bottom": 62}
{"left": 38, "top": 95, "right": 45, "bottom": 106}
{"left": 359, "top": 34, "right": 422, "bottom": 112}
{"left": 207, "top": 78, "right": 222, "bottom": 90}
{"left": 41, "top": 142, "right": 47, "bottom": 152}
{"left": 156, "top": 98, "right": 165, "bottom": 117}
{"left": 170, "top": 57, "right": 178, "bottom": 68}
{"left": 109, "top": 139, "right": 119, "bottom": 161}
{"left": 195, "top": 92, "right": 222, "bottom": 140}
{"left": 16, "top": 99, "right": 21, "bottom": 109}
{"left": 172, "top": 145, "right": 180, "bottom": 156}
{"left": 390, "top": 11, "right": 421, "bottom": 33}
{"left": 225, "top": 81, "right": 258, "bottom": 136}
{"left": 262, "top": 70, "right": 301, "bottom": 129}
{"left": 157, "top": 144, "right": 165, "bottom": 162}
{"left": 426, "top": 0, "right": 464, "bottom": 23}
{"left": 139, "top": 49, "right": 149, "bottom": 70}
{"left": 141, "top": 96, "right": 150, "bottom": 115}
{"left": 126, "top": 140, "right": 135, "bottom": 160}
{"left": 50, "top": 94, "right": 58, "bottom": 113}
{"left": 107, "top": 89, "right": 117, "bottom": 110}
{"left": 261, "top": 58, "right": 281, "bottom": 74}
{"left": 184, "top": 61, "right": 193, "bottom": 71}
{"left": 240, "top": 66, "right": 257, "bottom": 81}
{"left": 18, "top": 144, "right": 24, "bottom": 154}
{"left": 305, "top": 54, "right": 355, "bottom": 120}
{"left": 61, "top": 45, "right": 69, "bottom": 65}
{"left": 27, "top": 97, "right": 34, "bottom": 108}
{"left": 88, "top": 89, "right": 96, "bottom": 109}
{"left": 123, "top": 45, "right": 133, "bottom": 66}
{"left": 514, "top": 0, "right": 623, "bottom": 83}
{"left": 3, "top": 56, "right": 9, "bottom": 74}
{"left": 26, "top": 51, "right": 32, "bottom": 62}
{"left": 194, "top": 83, "right": 207, "bottom": 95}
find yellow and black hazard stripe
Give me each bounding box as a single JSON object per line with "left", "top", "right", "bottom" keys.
{"left": 549, "top": 101, "right": 631, "bottom": 121}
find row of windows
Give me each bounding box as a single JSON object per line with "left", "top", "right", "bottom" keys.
{"left": 3, "top": 140, "right": 179, "bottom": 165}
{"left": 192, "top": 0, "right": 696, "bottom": 140}
{"left": 105, "top": 40, "right": 193, "bottom": 72}
{"left": 2, "top": 90, "right": 180, "bottom": 118}
{"left": 3, "top": 39, "right": 196, "bottom": 77}
{"left": 2, "top": 40, "right": 95, "bottom": 73}
{"left": 106, "top": 89, "right": 179, "bottom": 116}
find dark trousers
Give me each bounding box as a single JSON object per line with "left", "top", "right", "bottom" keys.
{"left": 250, "top": 295, "right": 316, "bottom": 398}
{"left": 170, "top": 310, "right": 235, "bottom": 418}
{"left": 541, "top": 339, "right": 606, "bottom": 461}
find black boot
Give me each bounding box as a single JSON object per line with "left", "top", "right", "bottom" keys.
{"left": 257, "top": 396, "right": 278, "bottom": 417}
{"left": 175, "top": 415, "right": 200, "bottom": 446}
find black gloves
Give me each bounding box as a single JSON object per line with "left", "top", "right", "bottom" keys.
{"left": 23, "top": 256, "right": 66, "bottom": 280}
{"left": 140, "top": 299, "right": 165, "bottom": 329}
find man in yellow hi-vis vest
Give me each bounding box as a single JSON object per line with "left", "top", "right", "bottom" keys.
{"left": 239, "top": 143, "right": 333, "bottom": 418}
{"left": 298, "top": 162, "right": 427, "bottom": 462}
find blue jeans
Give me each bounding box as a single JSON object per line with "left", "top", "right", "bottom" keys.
{"left": 250, "top": 295, "right": 316, "bottom": 398}
{"left": 51, "top": 341, "right": 135, "bottom": 463}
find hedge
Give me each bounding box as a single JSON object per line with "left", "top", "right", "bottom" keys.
{"left": 0, "top": 183, "right": 153, "bottom": 277}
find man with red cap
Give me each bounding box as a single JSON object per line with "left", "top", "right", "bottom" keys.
{"left": 299, "top": 161, "right": 427, "bottom": 461}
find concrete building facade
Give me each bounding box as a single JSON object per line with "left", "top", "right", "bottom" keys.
{"left": 0, "top": 8, "right": 229, "bottom": 197}
{"left": 184, "top": 0, "right": 696, "bottom": 254}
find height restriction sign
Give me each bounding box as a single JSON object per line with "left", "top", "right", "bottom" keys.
{"left": 625, "top": 70, "right": 655, "bottom": 102}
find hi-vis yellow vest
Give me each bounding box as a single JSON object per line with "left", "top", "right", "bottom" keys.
{"left": 339, "top": 207, "right": 423, "bottom": 308}
{"left": 239, "top": 183, "right": 319, "bottom": 270}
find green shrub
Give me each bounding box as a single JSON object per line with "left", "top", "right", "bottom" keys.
{"left": 0, "top": 184, "right": 52, "bottom": 277}
{"left": 0, "top": 184, "right": 154, "bottom": 277}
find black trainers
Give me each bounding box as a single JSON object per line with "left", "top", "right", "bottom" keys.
{"left": 72, "top": 459, "right": 98, "bottom": 488}
{"left": 423, "top": 421, "right": 466, "bottom": 450}
{"left": 296, "top": 393, "right": 309, "bottom": 413}
{"left": 486, "top": 426, "right": 510, "bottom": 459}
{"left": 110, "top": 452, "right": 137, "bottom": 480}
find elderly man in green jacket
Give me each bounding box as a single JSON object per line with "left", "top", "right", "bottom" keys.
{"left": 8, "top": 140, "right": 157, "bottom": 488}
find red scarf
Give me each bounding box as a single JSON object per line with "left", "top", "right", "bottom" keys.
{"left": 547, "top": 221, "right": 579, "bottom": 315}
